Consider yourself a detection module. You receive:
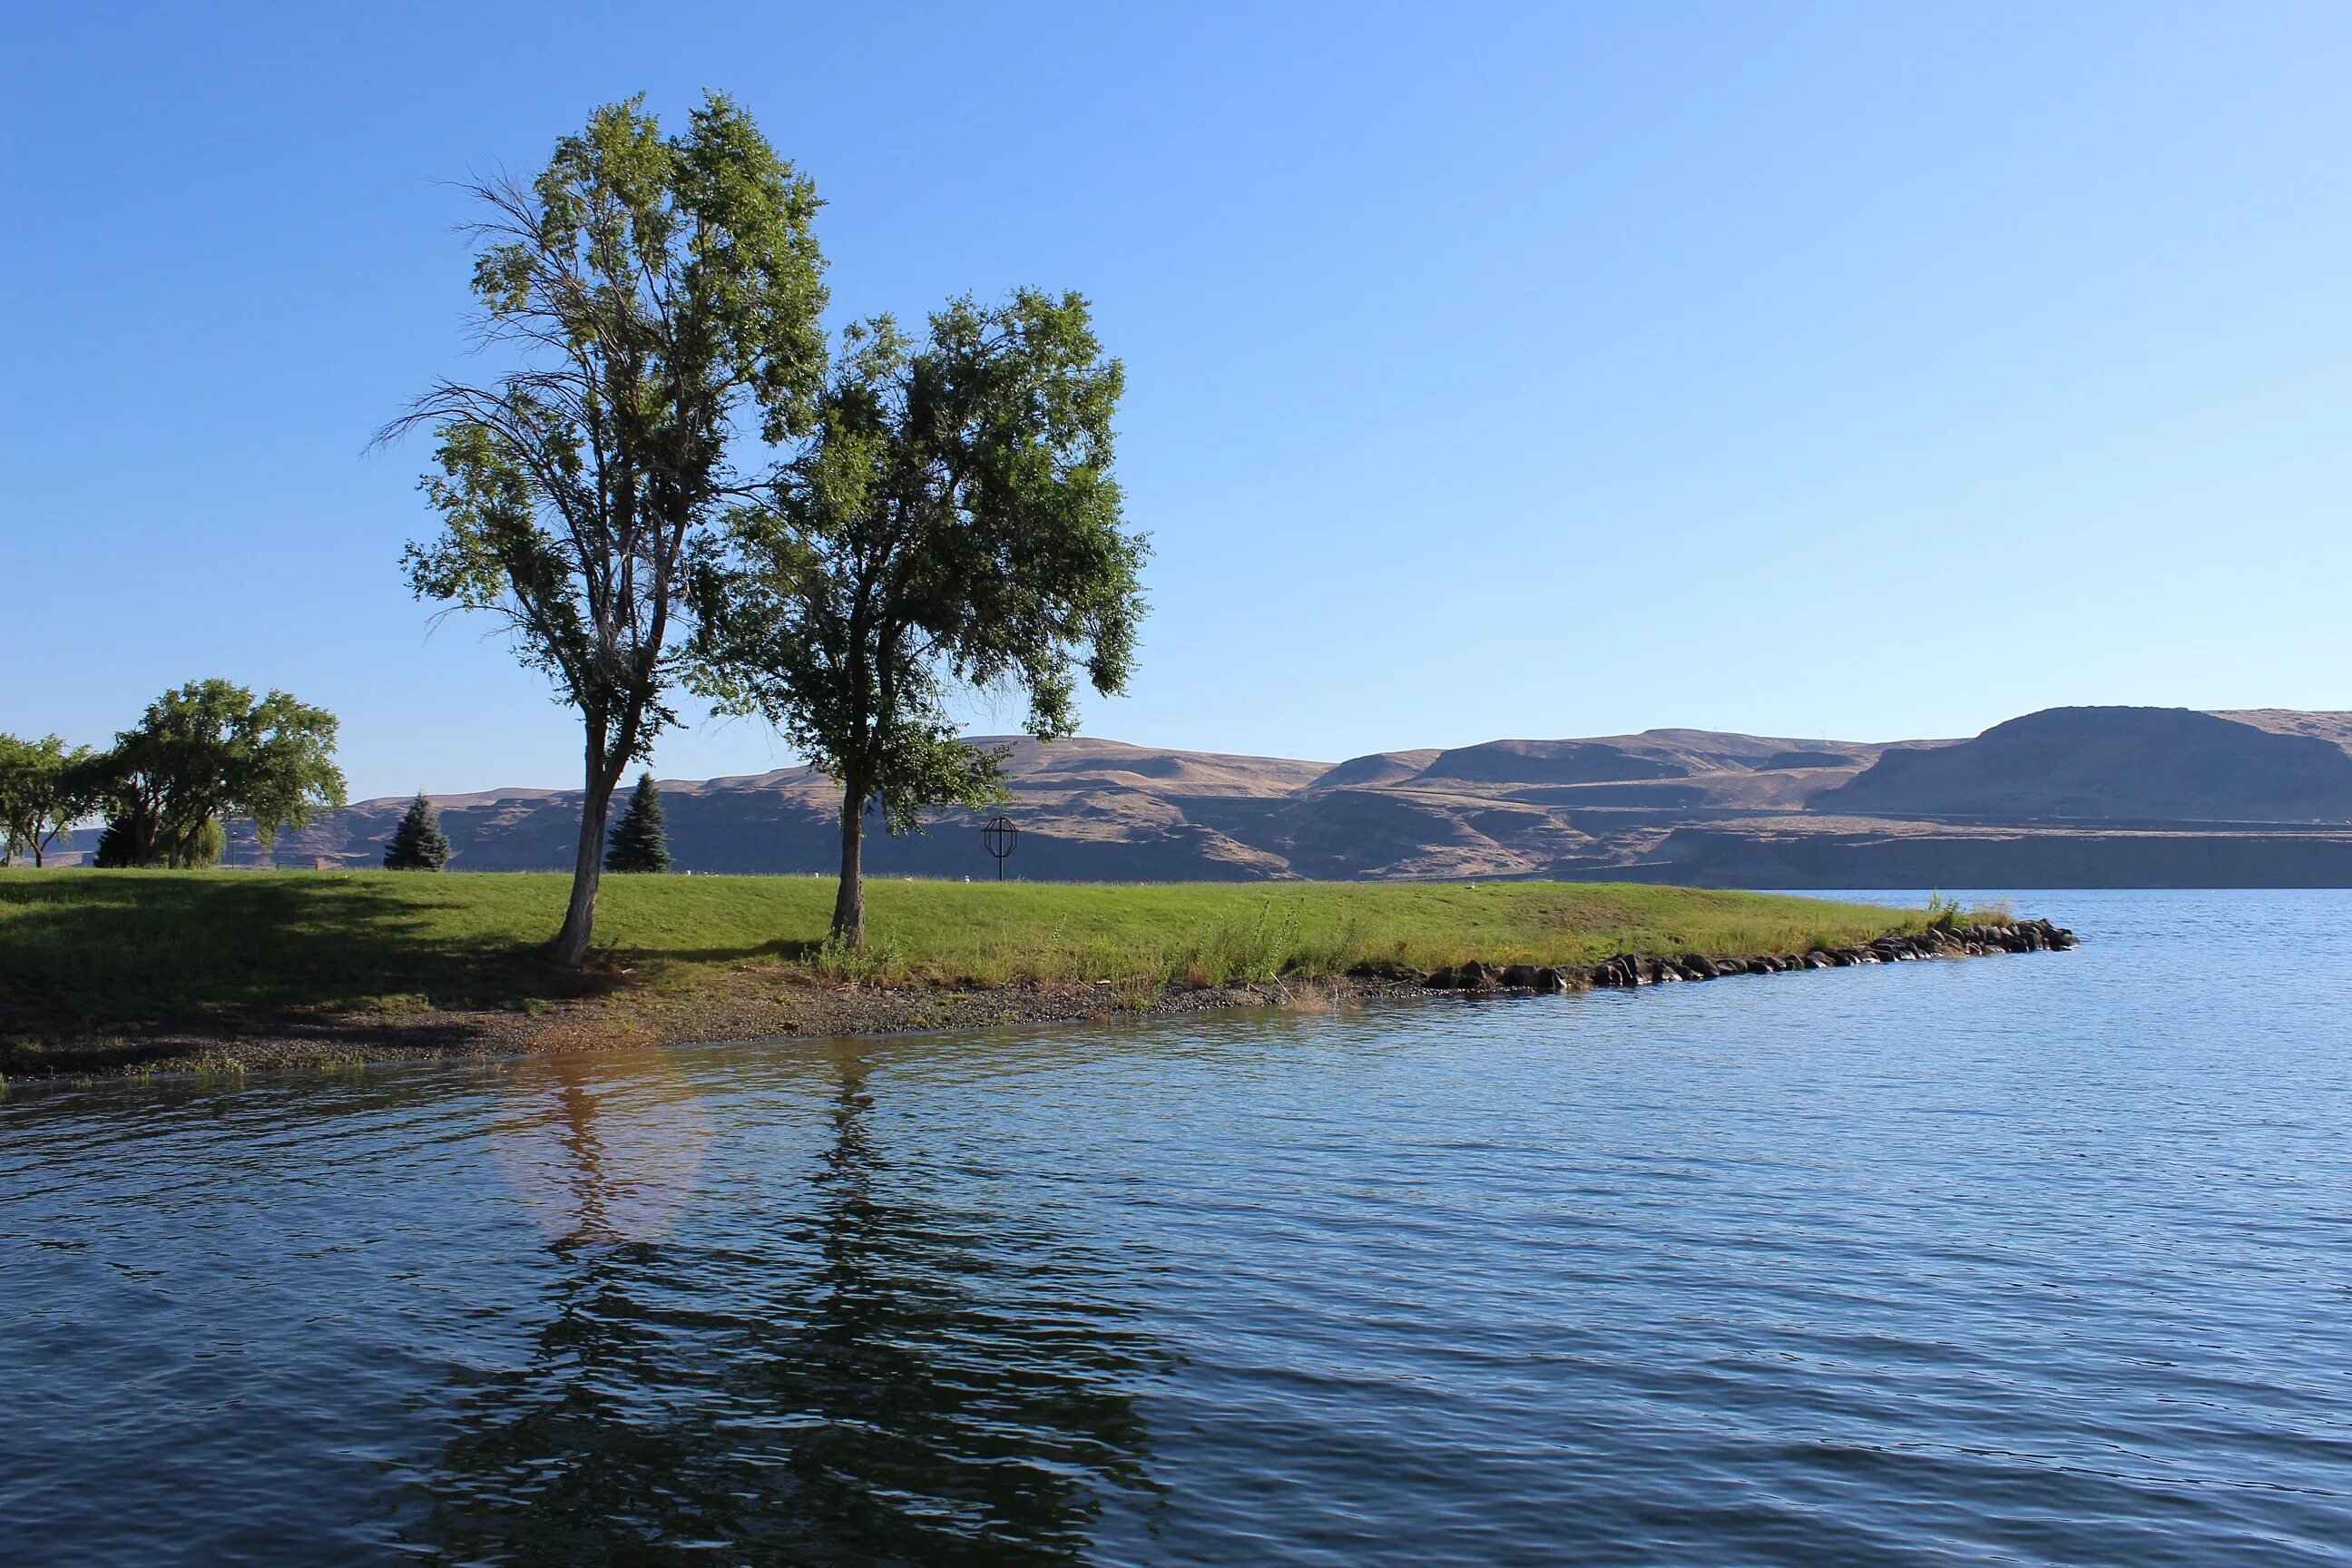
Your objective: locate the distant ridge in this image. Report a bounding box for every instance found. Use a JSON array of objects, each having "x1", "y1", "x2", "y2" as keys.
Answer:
[
  {"x1": 1820, "y1": 707, "x2": 2352, "y2": 823},
  {"x1": 166, "y1": 706, "x2": 2352, "y2": 887}
]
